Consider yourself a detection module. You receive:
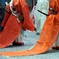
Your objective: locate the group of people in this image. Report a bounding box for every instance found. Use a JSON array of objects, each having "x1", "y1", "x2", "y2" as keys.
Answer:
[{"x1": 0, "y1": 0, "x2": 59, "y2": 49}]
